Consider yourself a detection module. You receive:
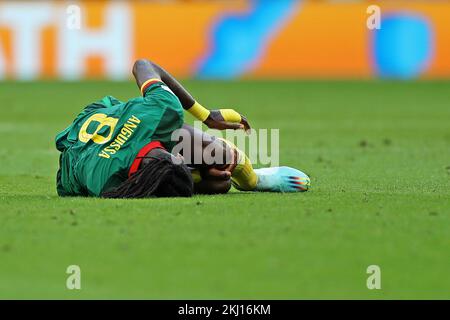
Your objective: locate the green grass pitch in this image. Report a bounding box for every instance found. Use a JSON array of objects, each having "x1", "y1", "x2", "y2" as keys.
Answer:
[{"x1": 0, "y1": 80, "x2": 449, "y2": 299}]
